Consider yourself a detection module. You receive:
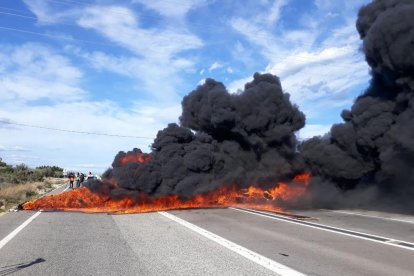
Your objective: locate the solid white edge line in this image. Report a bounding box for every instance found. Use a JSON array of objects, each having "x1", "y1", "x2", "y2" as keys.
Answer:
[
  {"x1": 230, "y1": 207, "x2": 414, "y2": 251},
  {"x1": 0, "y1": 211, "x2": 41, "y2": 250},
  {"x1": 39, "y1": 182, "x2": 68, "y2": 198},
  {"x1": 327, "y1": 209, "x2": 414, "y2": 224},
  {"x1": 0, "y1": 182, "x2": 68, "y2": 249},
  {"x1": 158, "y1": 211, "x2": 305, "y2": 276},
  {"x1": 62, "y1": 185, "x2": 69, "y2": 192}
]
